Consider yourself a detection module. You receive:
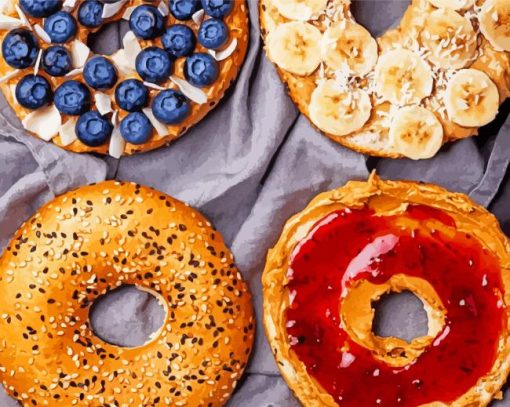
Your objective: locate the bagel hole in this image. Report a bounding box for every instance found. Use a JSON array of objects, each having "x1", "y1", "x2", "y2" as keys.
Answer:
[
  {"x1": 351, "y1": 0, "x2": 411, "y2": 37},
  {"x1": 89, "y1": 285, "x2": 167, "y2": 348},
  {"x1": 372, "y1": 291, "x2": 428, "y2": 343},
  {"x1": 87, "y1": 20, "x2": 126, "y2": 56}
]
